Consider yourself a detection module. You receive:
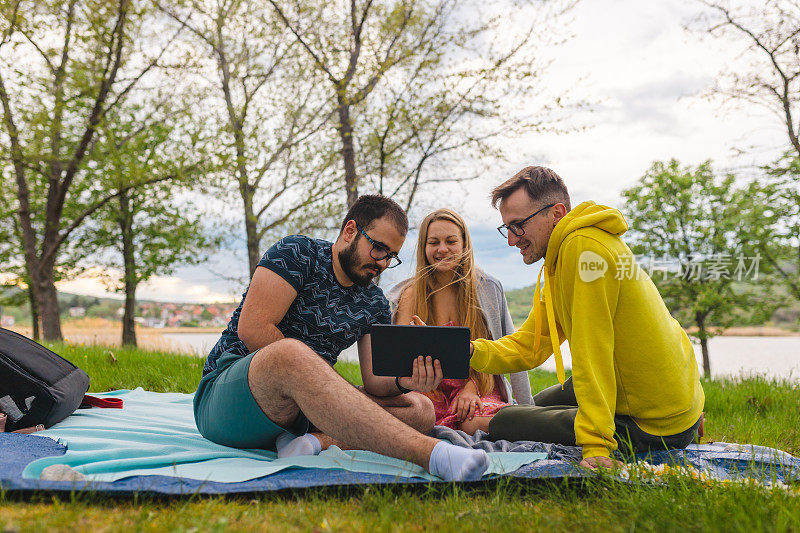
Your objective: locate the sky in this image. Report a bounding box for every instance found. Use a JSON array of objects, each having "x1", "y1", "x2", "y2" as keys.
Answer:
[{"x1": 55, "y1": 0, "x2": 787, "y2": 303}]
